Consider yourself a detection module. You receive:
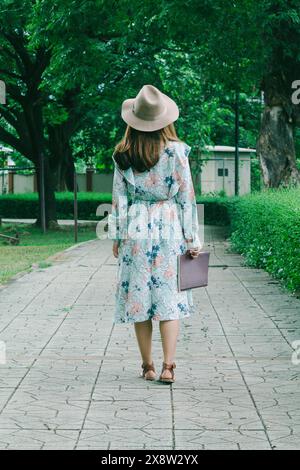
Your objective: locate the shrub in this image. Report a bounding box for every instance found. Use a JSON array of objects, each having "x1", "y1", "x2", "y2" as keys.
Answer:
[
  {"x1": 195, "y1": 195, "x2": 239, "y2": 225},
  {"x1": 227, "y1": 187, "x2": 300, "y2": 294},
  {"x1": 0, "y1": 192, "x2": 112, "y2": 221}
]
